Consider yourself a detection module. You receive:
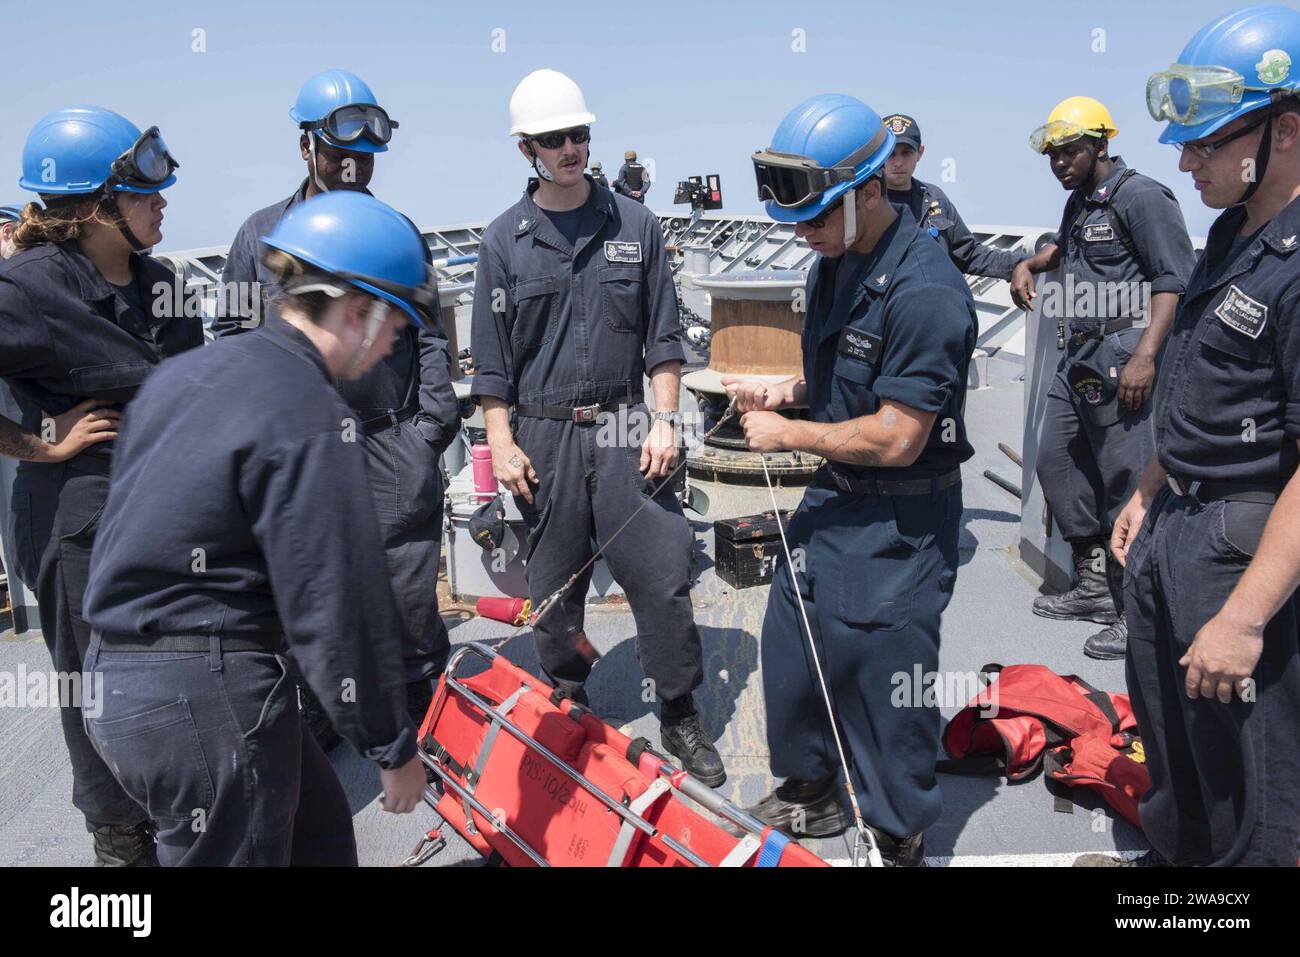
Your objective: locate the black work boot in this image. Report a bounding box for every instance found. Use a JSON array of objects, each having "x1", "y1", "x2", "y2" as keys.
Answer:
[
  {"x1": 90, "y1": 820, "x2": 159, "y2": 867},
  {"x1": 863, "y1": 824, "x2": 927, "y2": 867},
  {"x1": 739, "y1": 776, "x2": 850, "y2": 839},
  {"x1": 1084, "y1": 613, "x2": 1128, "y2": 659},
  {"x1": 660, "y1": 697, "x2": 726, "y2": 788},
  {"x1": 299, "y1": 679, "x2": 341, "y2": 752},
  {"x1": 1073, "y1": 848, "x2": 1170, "y2": 867},
  {"x1": 1032, "y1": 538, "x2": 1117, "y2": 624}
]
